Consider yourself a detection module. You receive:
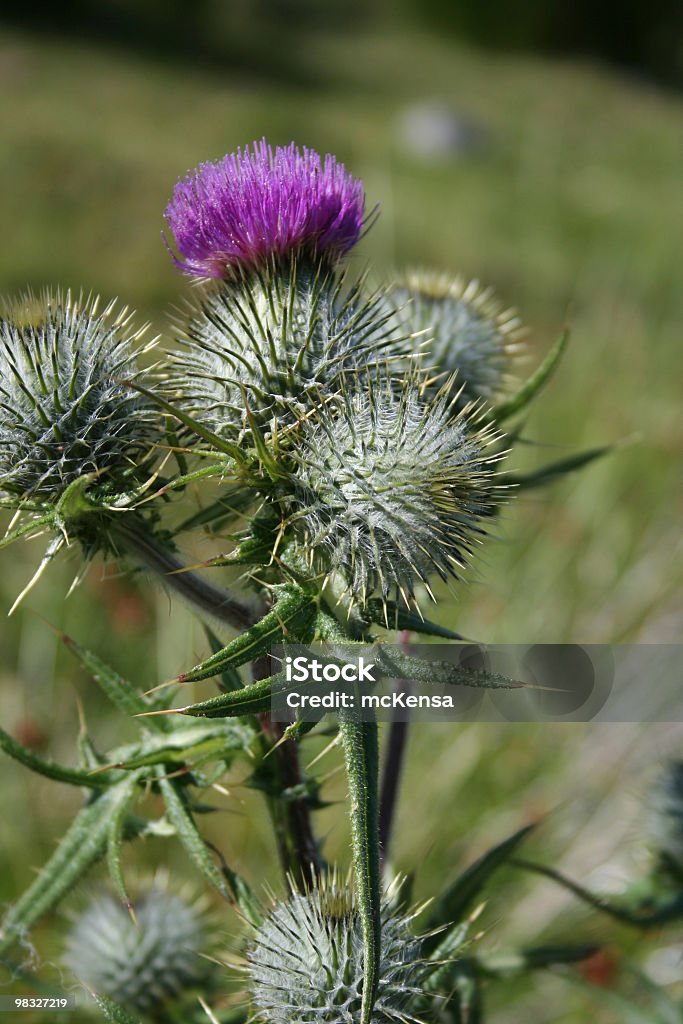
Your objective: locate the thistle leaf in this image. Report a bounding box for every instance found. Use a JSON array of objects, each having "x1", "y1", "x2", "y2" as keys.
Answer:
[
  {"x1": 0, "y1": 786, "x2": 144, "y2": 956},
  {"x1": 369, "y1": 644, "x2": 523, "y2": 690},
  {"x1": 425, "y1": 824, "x2": 535, "y2": 947},
  {"x1": 157, "y1": 671, "x2": 288, "y2": 719},
  {"x1": 173, "y1": 586, "x2": 317, "y2": 685},
  {"x1": 0, "y1": 513, "x2": 53, "y2": 550},
  {"x1": 58, "y1": 629, "x2": 171, "y2": 728},
  {"x1": 512, "y1": 858, "x2": 683, "y2": 927},
  {"x1": 90, "y1": 994, "x2": 144, "y2": 1024},
  {"x1": 156, "y1": 769, "x2": 240, "y2": 904},
  {"x1": 500, "y1": 444, "x2": 613, "y2": 490},
  {"x1": 0, "y1": 725, "x2": 111, "y2": 788},
  {"x1": 489, "y1": 330, "x2": 569, "y2": 423},
  {"x1": 106, "y1": 772, "x2": 143, "y2": 907}
]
